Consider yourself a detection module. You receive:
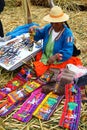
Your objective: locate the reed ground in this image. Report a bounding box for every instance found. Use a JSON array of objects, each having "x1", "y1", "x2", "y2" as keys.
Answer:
[{"x1": 0, "y1": 1, "x2": 87, "y2": 130}]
